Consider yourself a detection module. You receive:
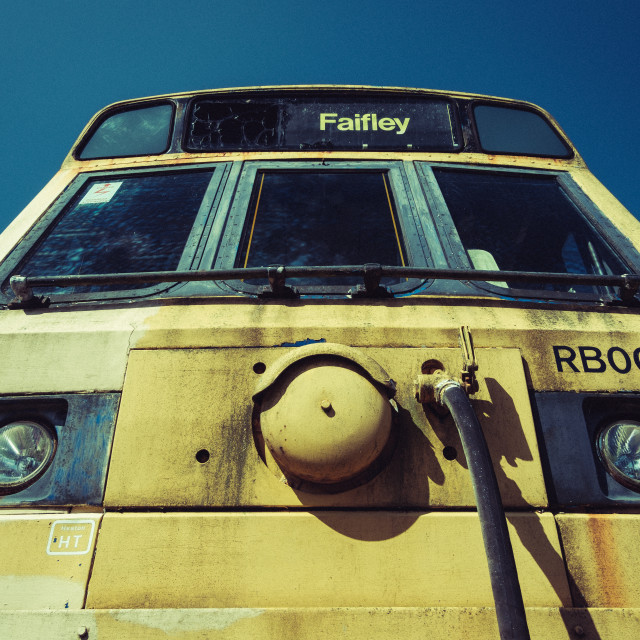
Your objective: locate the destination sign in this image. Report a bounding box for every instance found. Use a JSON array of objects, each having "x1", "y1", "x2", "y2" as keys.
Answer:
[{"x1": 187, "y1": 94, "x2": 461, "y2": 152}]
